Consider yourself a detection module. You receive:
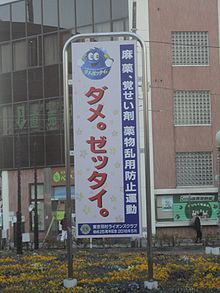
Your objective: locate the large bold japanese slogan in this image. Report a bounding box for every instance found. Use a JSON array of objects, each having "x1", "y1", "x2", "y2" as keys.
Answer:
[{"x1": 72, "y1": 41, "x2": 141, "y2": 237}]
